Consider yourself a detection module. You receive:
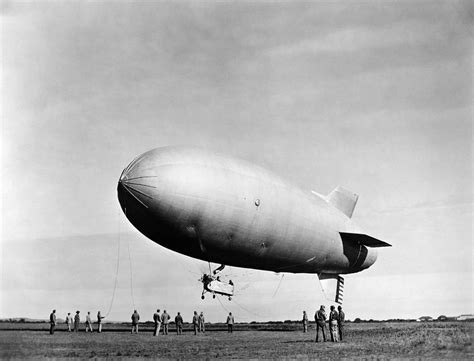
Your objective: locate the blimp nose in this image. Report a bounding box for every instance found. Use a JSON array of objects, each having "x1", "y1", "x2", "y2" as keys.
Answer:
[{"x1": 117, "y1": 154, "x2": 157, "y2": 211}]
